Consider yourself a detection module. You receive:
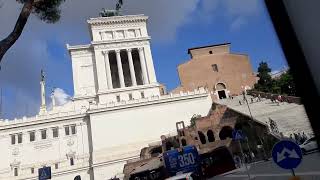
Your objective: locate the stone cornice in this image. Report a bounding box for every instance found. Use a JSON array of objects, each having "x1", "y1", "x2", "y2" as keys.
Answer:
[
  {"x1": 66, "y1": 44, "x2": 93, "y2": 57},
  {"x1": 92, "y1": 38, "x2": 150, "y2": 50},
  {"x1": 0, "y1": 113, "x2": 86, "y2": 131},
  {"x1": 67, "y1": 44, "x2": 91, "y2": 51},
  {"x1": 89, "y1": 90, "x2": 210, "y2": 114},
  {"x1": 87, "y1": 14, "x2": 147, "y2": 27},
  {"x1": 97, "y1": 83, "x2": 159, "y2": 95}
]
